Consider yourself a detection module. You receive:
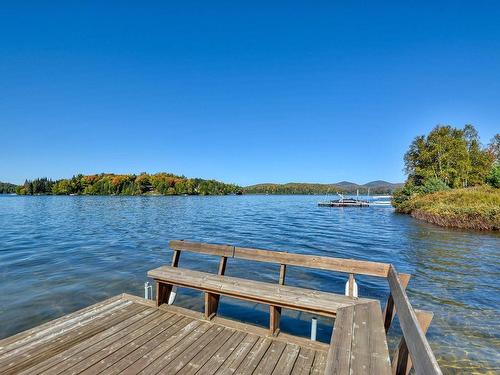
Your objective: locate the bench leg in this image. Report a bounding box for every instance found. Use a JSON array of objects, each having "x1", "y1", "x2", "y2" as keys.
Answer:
[
  {"x1": 205, "y1": 292, "x2": 219, "y2": 320},
  {"x1": 156, "y1": 281, "x2": 172, "y2": 307},
  {"x1": 270, "y1": 305, "x2": 281, "y2": 336}
]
